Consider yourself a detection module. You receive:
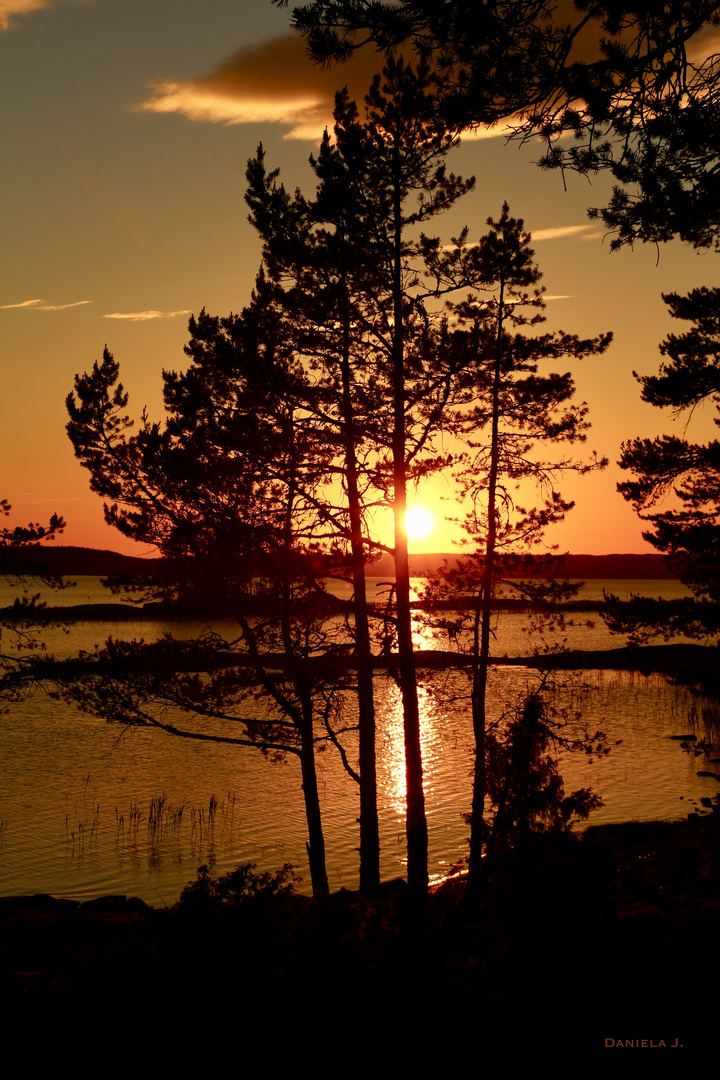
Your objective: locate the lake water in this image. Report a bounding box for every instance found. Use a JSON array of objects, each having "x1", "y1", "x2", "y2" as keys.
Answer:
[{"x1": 1, "y1": 576, "x2": 718, "y2": 904}]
